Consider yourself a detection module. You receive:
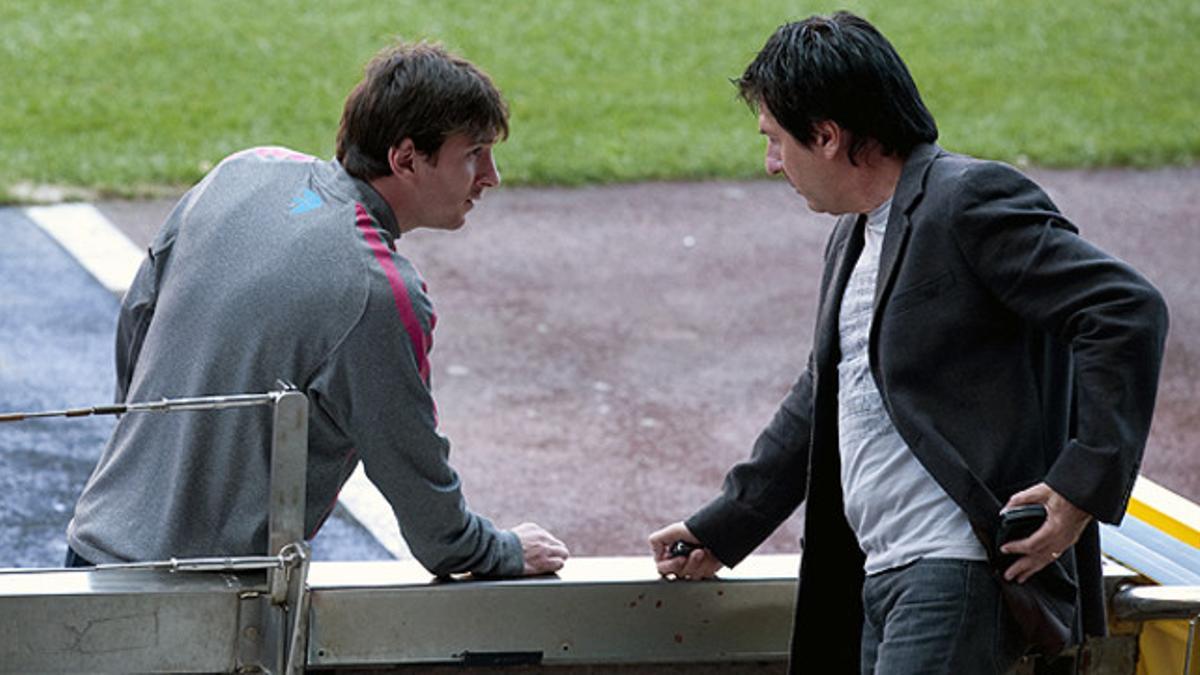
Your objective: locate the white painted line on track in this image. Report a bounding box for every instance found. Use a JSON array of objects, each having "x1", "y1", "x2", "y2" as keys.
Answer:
[
  {"x1": 24, "y1": 202, "x2": 408, "y2": 560},
  {"x1": 25, "y1": 203, "x2": 144, "y2": 295}
]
